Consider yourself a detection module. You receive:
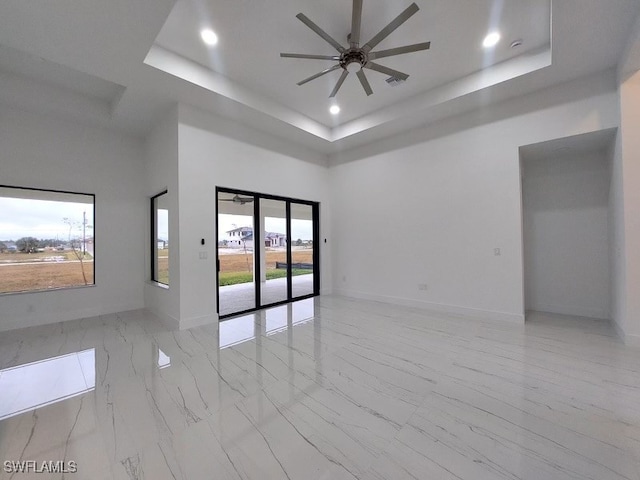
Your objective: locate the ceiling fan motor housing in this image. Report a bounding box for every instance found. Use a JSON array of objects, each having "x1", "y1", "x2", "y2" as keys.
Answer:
[
  {"x1": 281, "y1": 2, "x2": 430, "y2": 97},
  {"x1": 340, "y1": 48, "x2": 367, "y2": 72}
]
